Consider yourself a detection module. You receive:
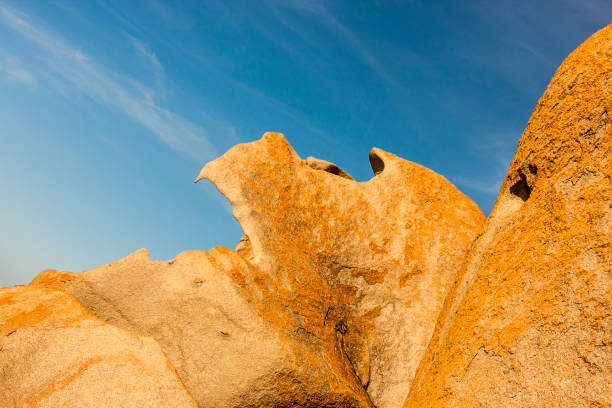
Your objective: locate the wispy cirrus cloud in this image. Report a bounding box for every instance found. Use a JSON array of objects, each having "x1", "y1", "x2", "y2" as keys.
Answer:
[
  {"x1": 454, "y1": 175, "x2": 504, "y2": 195},
  {"x1": 127, "y1": 34, "x2": 165, "y2": 86},
  {"x1": 0, "y1": 3, "x2": 218, "y2": 162},
  {"x1": 455, "y1": 132, "x2": 517, "y2": 196},
  {"x1": 270, "y1": 0, "x2": 400, "y2": 88},
  {"x1": 0, "y1": 54, "x2": 36, "y2": 87}
]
